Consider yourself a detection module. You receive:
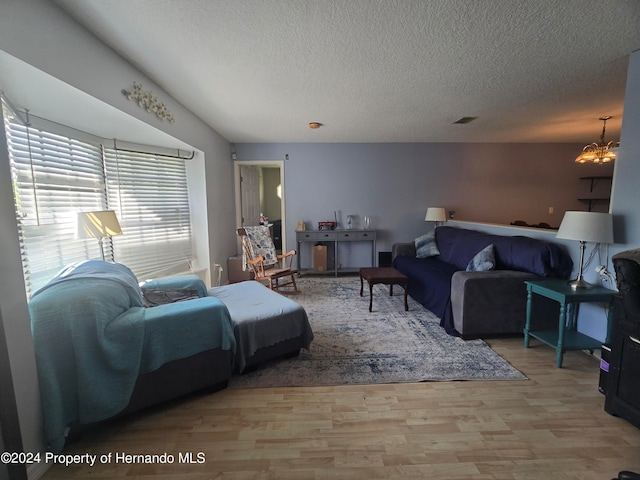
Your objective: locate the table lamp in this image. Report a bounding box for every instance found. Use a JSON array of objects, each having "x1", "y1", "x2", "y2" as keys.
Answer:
[
  {"x1": 425, "y1": 207, "x2": 447, "y2": 226},
  {"x1": 77, "y1": 210, "x2": 123, "y2": 261},
  {"x1": 556, "y1": 211, "x2": 613, "y2": 289}
]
